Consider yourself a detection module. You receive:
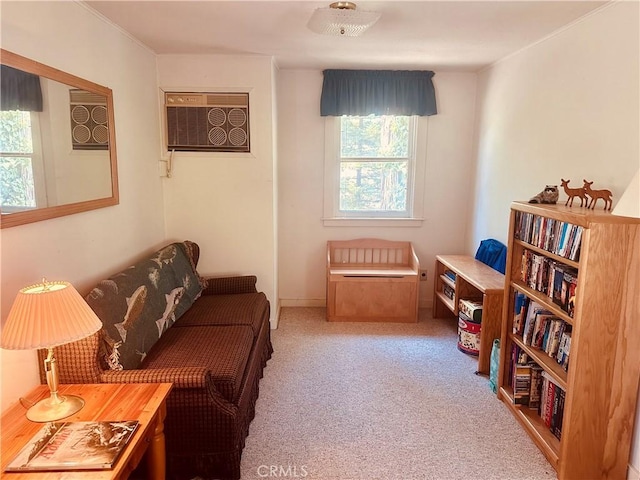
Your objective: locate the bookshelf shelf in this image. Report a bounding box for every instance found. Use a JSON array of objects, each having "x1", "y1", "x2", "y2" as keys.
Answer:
[
  {"x1": 439, "y1": 274, "x2": 456, "y2": 290},
  {"x1": 511, "y1": 334, "x2": 568, "y2": 389},
  {"x1": 513, "y1": 239, "x2": 580, "y2": 270},
  {"x1": 500, "y1": 386, "x2": 561, "y2": 467},
  {"x1": 510, "y1": 281, "x2": 574, "y2": 326},
  {"x1": 498, "y1": 202, "x2": 640, "y2": 480},
  {"x1": 435, "y1": 291, "x2": 455, "y2": 312}
]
